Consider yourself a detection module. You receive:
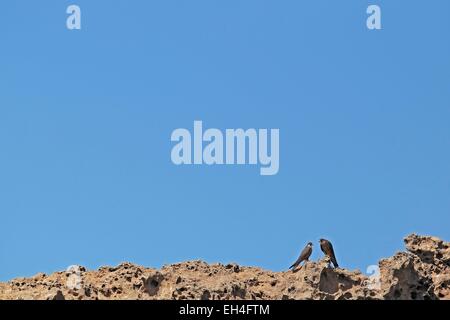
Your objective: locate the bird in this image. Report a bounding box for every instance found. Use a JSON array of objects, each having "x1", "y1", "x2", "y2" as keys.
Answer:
[
  {"x1": 319, "y1": 239, "x2": 339, "y2": 268},
  {"x1": 289, "y1": 242, "x2": 313, "y2": 270}
]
